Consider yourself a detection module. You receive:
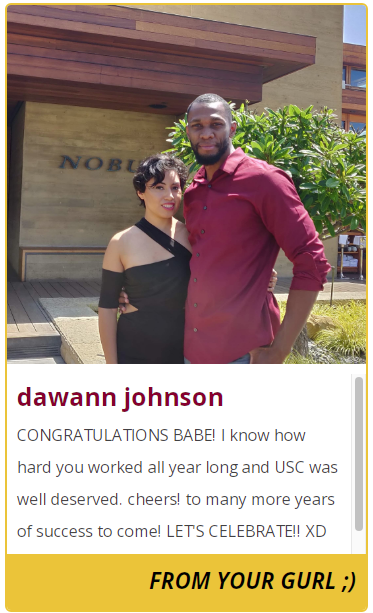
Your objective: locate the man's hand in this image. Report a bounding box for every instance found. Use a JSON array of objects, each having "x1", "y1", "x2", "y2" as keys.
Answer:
[
  {"x1": 250, "y1": 289, "x2": 319, "y2": 364},
  {"x1": 118, "y1": 288, "x2": 129, "y2": 314},
  {"x1": 249, "y1": 346, "x2": 286, "y2": 364},
  {"x1": 268, "y1": 269, "x2": 278, "y2": 293}
]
